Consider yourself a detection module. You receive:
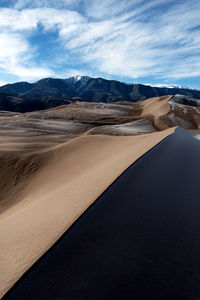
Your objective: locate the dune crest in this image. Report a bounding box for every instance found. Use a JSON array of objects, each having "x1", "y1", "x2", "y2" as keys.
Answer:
[{"x1": 0, "y1": 128, "x2": 175, "y2": 297}]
